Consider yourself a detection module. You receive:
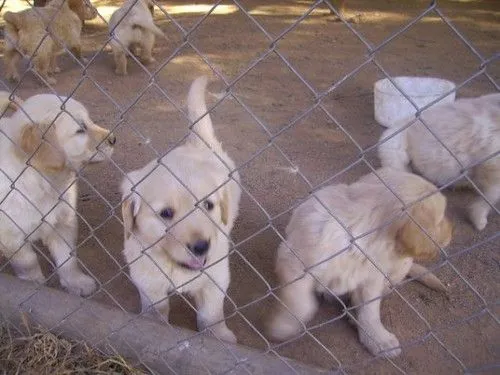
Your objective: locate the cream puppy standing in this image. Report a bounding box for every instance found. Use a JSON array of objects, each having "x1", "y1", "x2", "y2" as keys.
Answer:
[
  {"x1": 378, "y1": 93, "x2": 500, "y2": 230},
  {"x1": 108, "y1": 0, "x2": 165, "y2": 75},
  {"x1": 268, "y1": 168, "x2": 452, "y2": 357},
  {"x1": 0, "y1": 93, "x2": 116, "y2": 296},
  {"x1": 121, "y1": 76, "x2": 241, "y2": 342}
]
